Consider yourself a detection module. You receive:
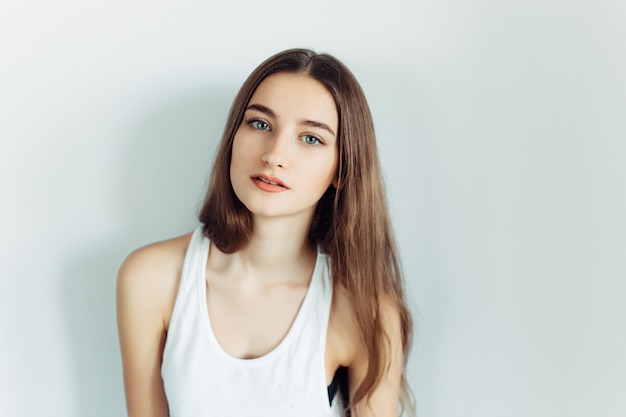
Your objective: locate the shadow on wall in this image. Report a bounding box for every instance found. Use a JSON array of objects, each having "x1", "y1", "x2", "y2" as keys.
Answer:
[{"x1": 60, "y1": 84, "x2": 235, "y2": 417}]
